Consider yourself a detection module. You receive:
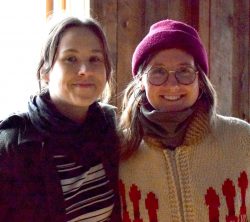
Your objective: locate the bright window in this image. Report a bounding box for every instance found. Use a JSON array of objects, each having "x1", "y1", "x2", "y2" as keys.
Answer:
[{"x1": 0, "y1": 0, "x2": 90, "y2": 119}]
